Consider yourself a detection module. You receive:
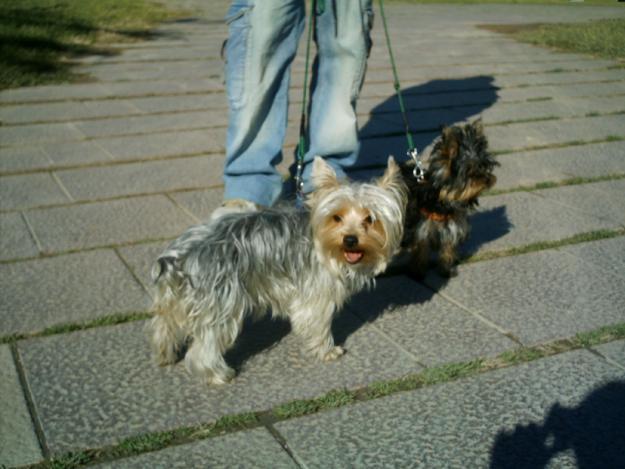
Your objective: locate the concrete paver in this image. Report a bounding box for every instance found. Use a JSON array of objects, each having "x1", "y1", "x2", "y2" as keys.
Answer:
[
  {"x1": 275, "y1": 349, "x2": 625, "y2": 468},
  {"x1": 347, "y1": 276, "x2": 515, "y2": 366},
  {"x1": 538, "y1": 179, "x2": 625, "y2": 226},
  {"x1": 18, "y1": 314, "x2": 420, "y2": 454},
  {"x1": 96, "y1": 428, "x2": 296, "y2": 469},
  {"x1": 426, "y1": 240, "x2": 625, "y2": 345},
  {"x1": 24, "y1": 196, "x2": 193, "y2": 254},
  {"x1": 0, "y1": 173, "x2": 70, "y2": 210},
  {"x1": 56, "y1": 155, "x2": 223, "y2": 202},
  {"x1": 0, "y1": 212, "x2": 39, "y2": 261},
  {"x1": 594, "y1": 340, "x2": 625, "y2": 369},
  {"x1": 465, "y1": 190, "x2": 617, "y2": 256},
  {"x1": 0, "y1": 345, "x2": 43, "y2": 467},
  {"x1": 494, "y1": 141, "x2": 625, "y2": 191},
  {"x1": 0, "y1": 147, "x2": 52, "y2": 174},
  {"x1": 0, "y1": 250, "x2": 148, "y2": 336}
]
